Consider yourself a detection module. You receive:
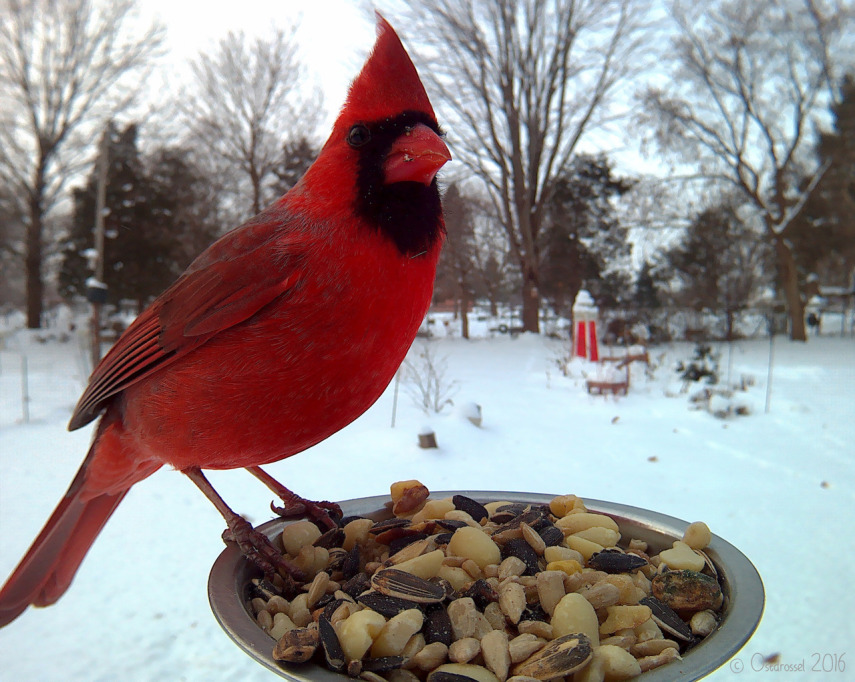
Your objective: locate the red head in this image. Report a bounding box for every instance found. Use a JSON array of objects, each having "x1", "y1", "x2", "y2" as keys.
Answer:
[
  {"x1": 302, "y1": 14, "x2": 449, "y2": 256},
  {"x1": 341, "y1": 13, "x2": 437, "y2": 128}
]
